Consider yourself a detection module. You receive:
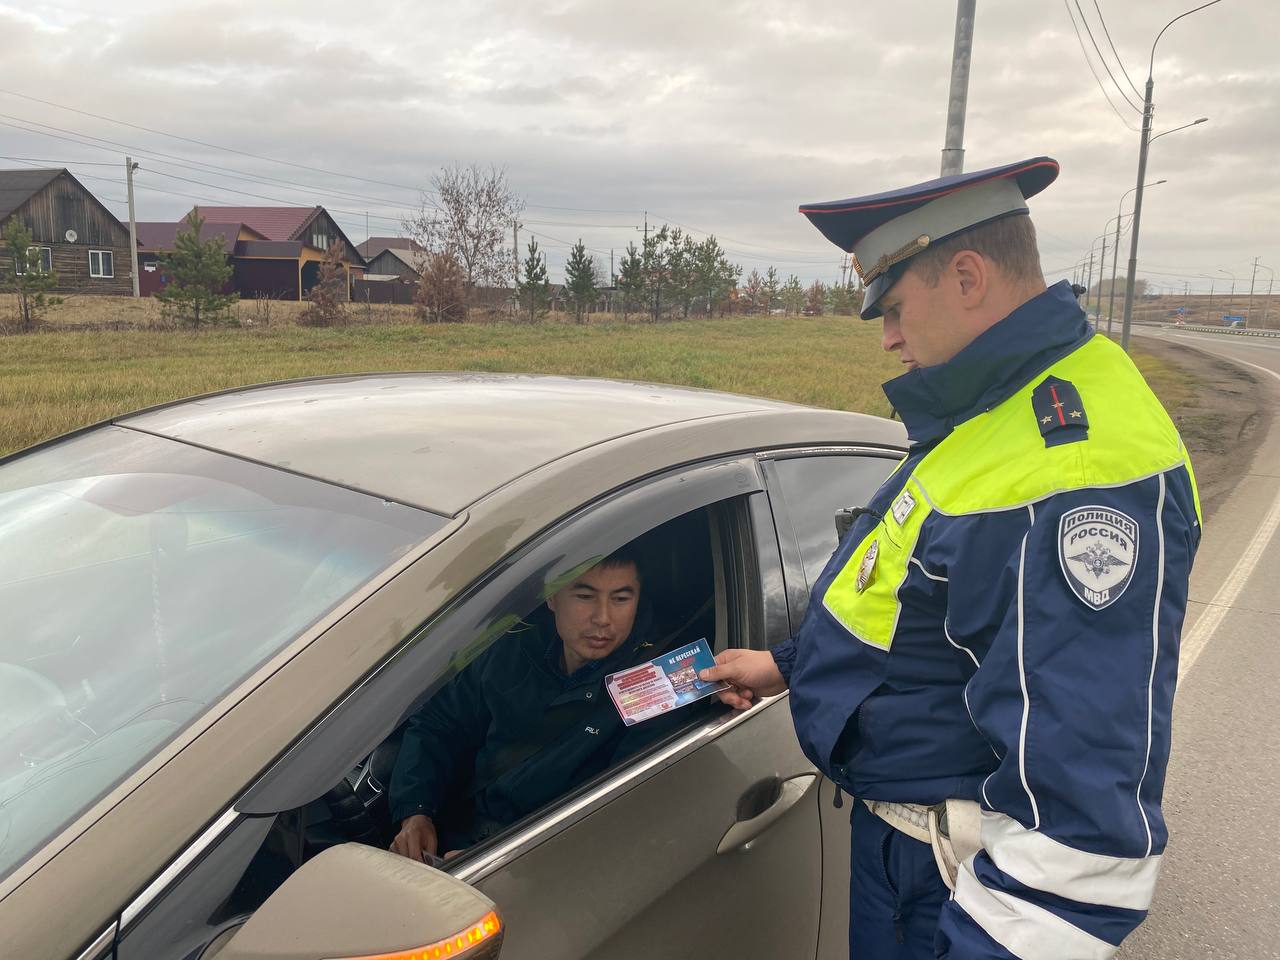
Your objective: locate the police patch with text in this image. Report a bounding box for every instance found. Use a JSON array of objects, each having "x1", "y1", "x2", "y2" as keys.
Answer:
[{"x1": 1058, "y1": 506, "x2": 1139, "y2": 610}]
